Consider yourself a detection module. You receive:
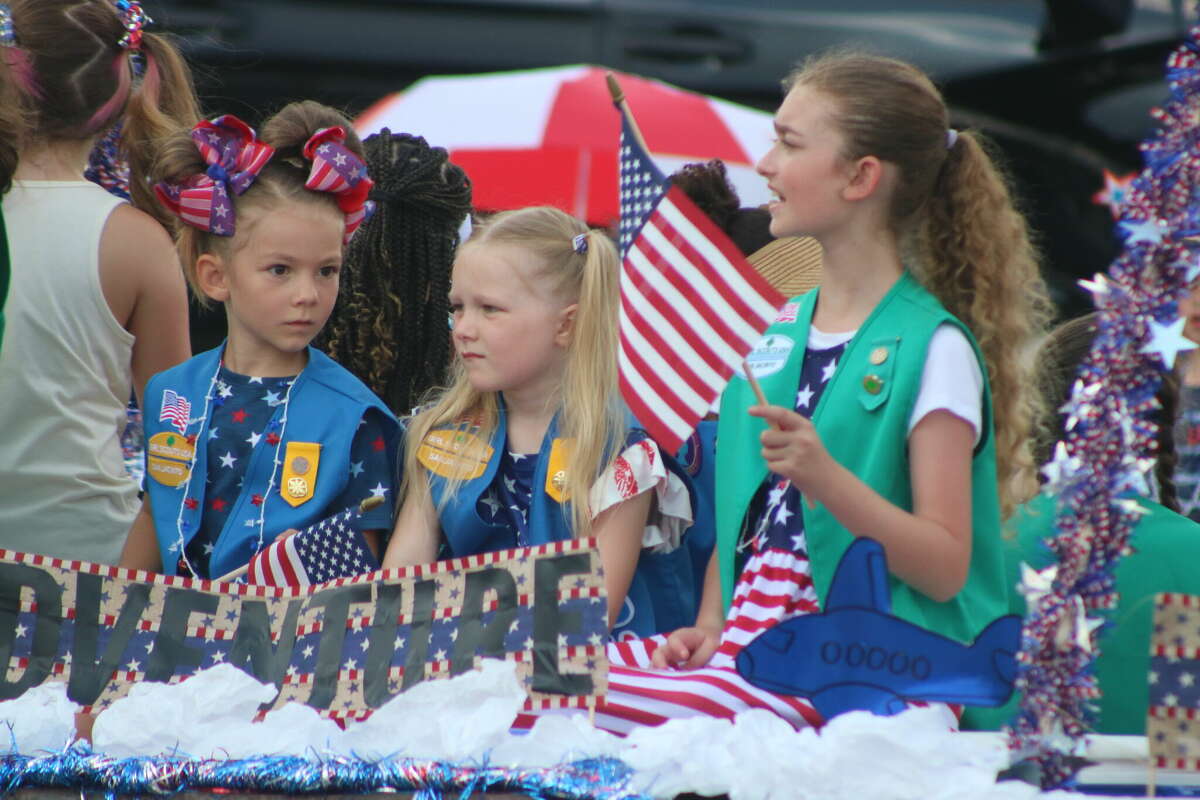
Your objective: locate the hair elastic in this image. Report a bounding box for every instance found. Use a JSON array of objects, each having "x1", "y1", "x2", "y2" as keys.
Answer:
[
  {"x1": 946, "y1": 128, "x2": 959, "y2": 150},
  {"x1": 114, "y1": 0, "x2": 150, "y2": 51},
  {"x1": 572, "y1": 232, "x2": 588, "y2": 254}
]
